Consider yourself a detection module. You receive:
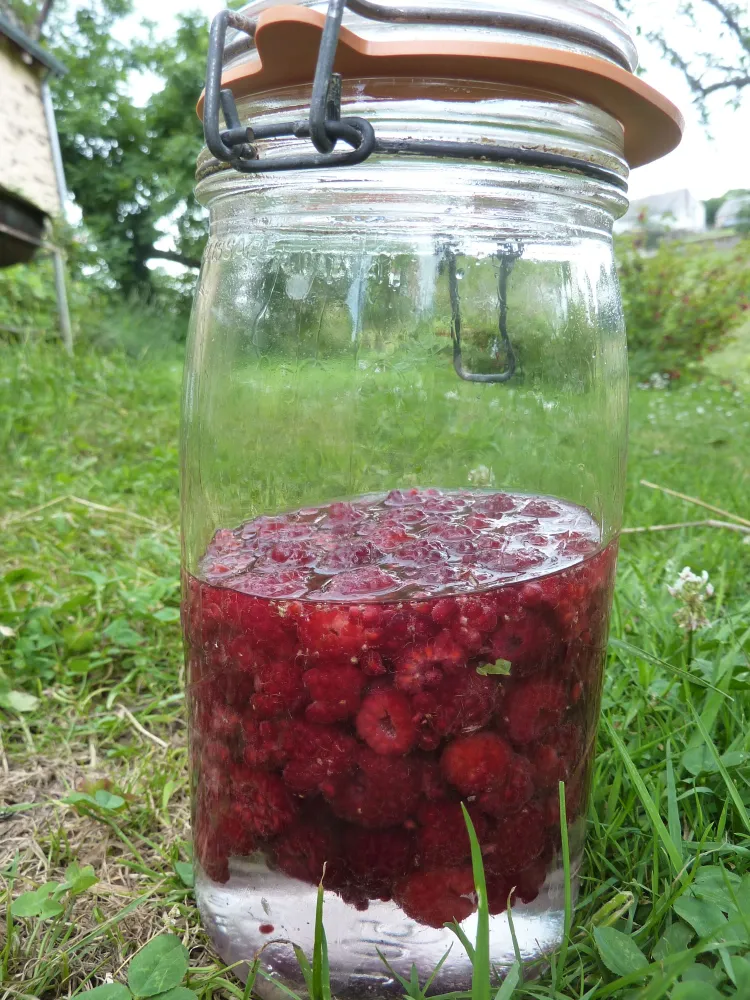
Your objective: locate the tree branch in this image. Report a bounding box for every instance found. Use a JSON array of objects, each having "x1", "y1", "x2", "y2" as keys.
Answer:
[
  {"x1": 31, "y1": 0, "x2": 56, "y2": 41},
  {"x1": 703, "y1": 0, "x2": 749, "y2": 51},
  {"x1": 701, "y1": 74, "x2": 750, "y2": 95},
  {"x1": 148, "y1": 248, "x2": 201, "y2": 269}
]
